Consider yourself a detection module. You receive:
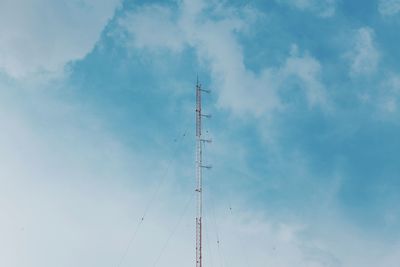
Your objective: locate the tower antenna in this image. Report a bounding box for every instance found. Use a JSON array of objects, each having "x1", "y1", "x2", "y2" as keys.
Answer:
[{"x1": 195, "y1": 78, "x2": 211, "y2": 267}]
